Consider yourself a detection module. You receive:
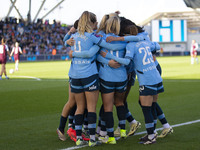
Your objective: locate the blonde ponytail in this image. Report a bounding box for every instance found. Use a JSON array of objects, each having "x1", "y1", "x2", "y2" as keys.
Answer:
[{"x1": 78, "y1": 11, "x2": 94, "y2": 35}]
